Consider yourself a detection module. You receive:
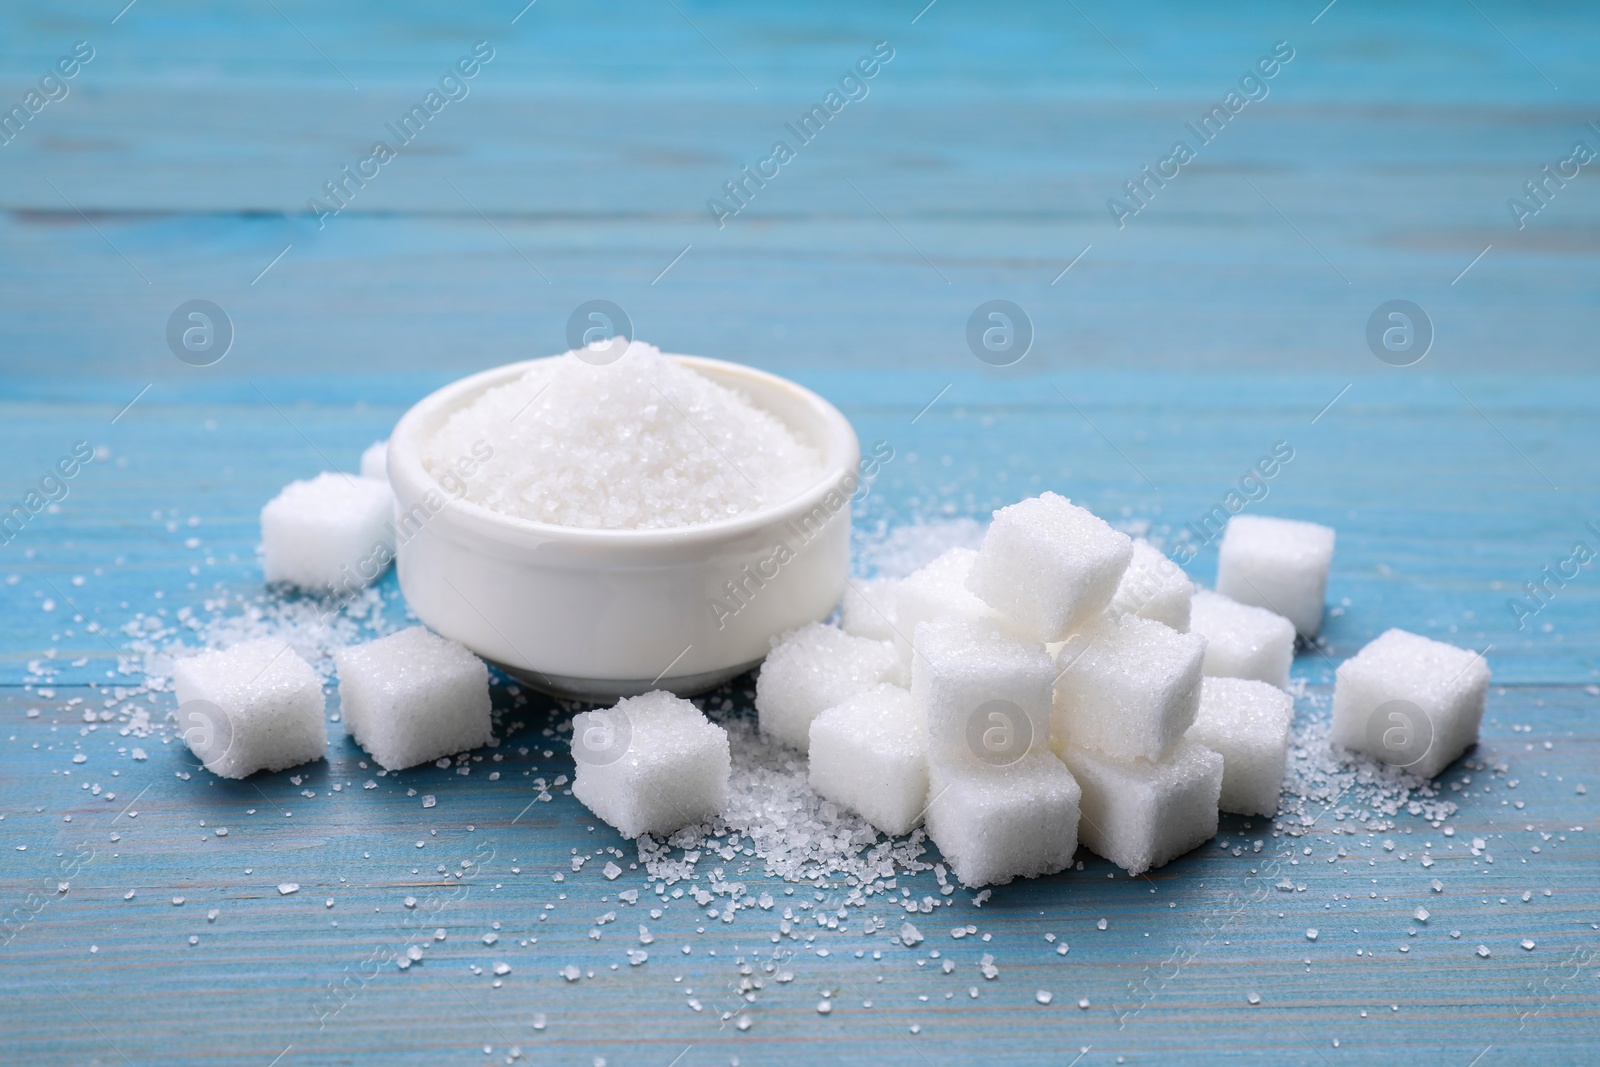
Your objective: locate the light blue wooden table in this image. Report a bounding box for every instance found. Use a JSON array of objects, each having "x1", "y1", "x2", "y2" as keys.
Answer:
[{"x1": 2, "y1": 2, "x2": 1597, "y2": 1064}]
